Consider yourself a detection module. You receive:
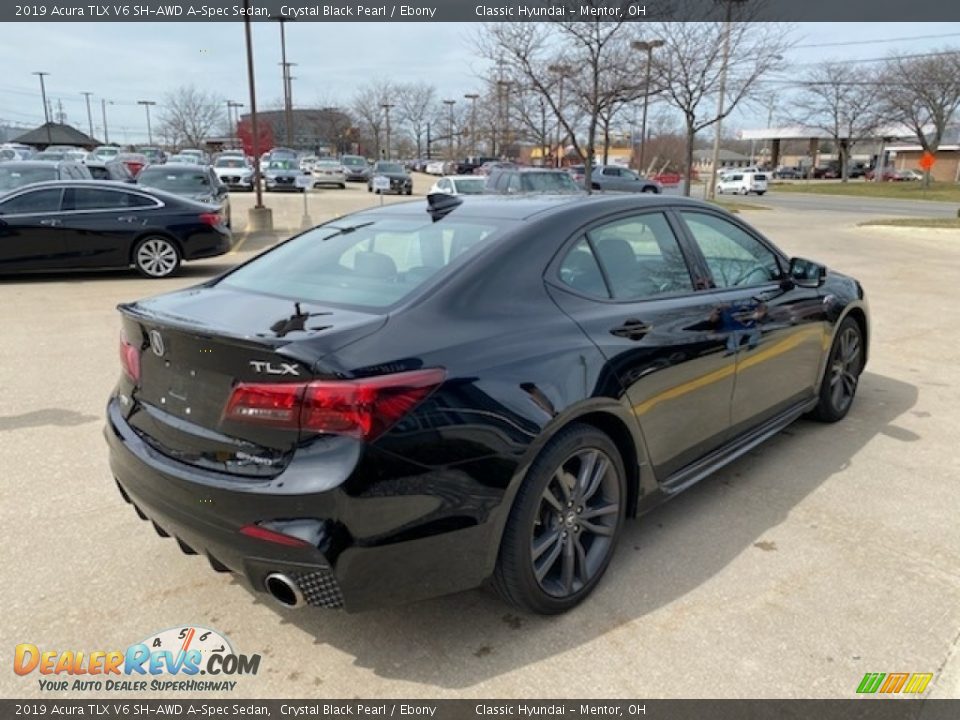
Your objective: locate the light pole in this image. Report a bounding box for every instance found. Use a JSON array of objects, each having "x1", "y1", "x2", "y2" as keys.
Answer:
[
  {"x1": 464, "y1": 93, "x2": 479, "y2": 156},
  {"x1": 273, "y1": 15, "x2": 294, "y2": 147},
  {"x1": 244, "y1": 0, "x2": 272, "y2": 230},
  {"x1": 380, "y1": 103, "x2": 394, "y2": 160},
  {"x1": 80, "y1": 91, "x2": 95, "y2": 139},
  {"x1": 443, "y1": 99, "x2": 456, "y2": 160},
  {"x1": 32, "y1": 72, "x2": 52, "y2": 144},
  {"x1": 707, "y1": 0, "x2": 747, "y2": 200},
  {"x1": 138, "y1": 100, "x2": 156, "y2": 145},
  {"x1": 101, "y1": 99, "x2": 113, "y2": 144},
  {"x1": 631, "y1": 39, "x2": 664, "y2": 174},
  {"x1": 547, "y1": 64, "x2": 571, "y2": 167}
]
